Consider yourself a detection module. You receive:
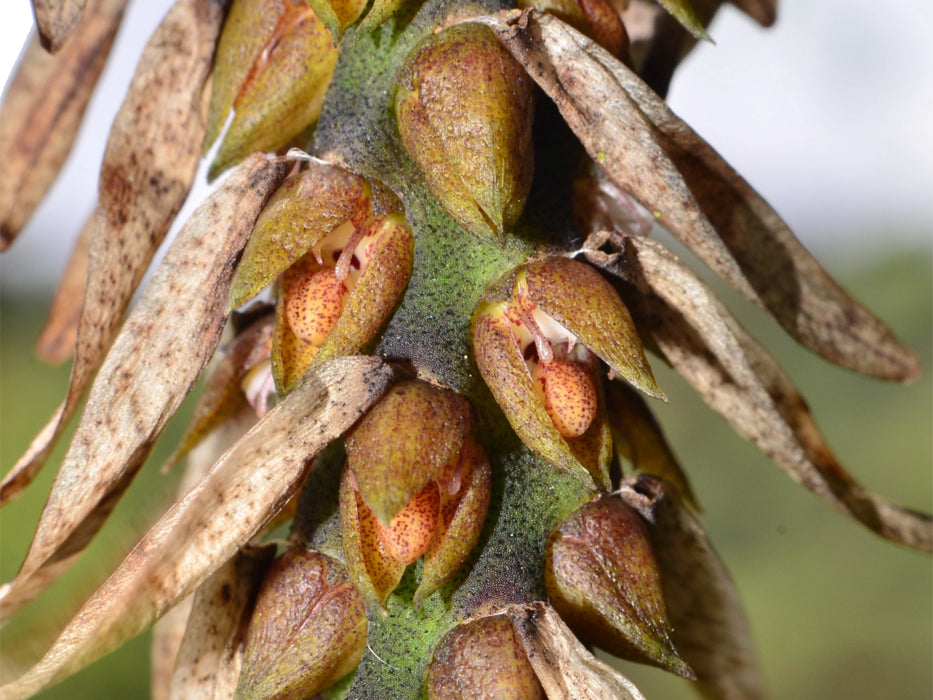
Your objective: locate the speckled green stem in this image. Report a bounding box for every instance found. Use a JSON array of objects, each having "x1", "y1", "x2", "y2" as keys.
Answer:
[{"x1": 300, "y1": 0, "x2": 597, "y2": 696}]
